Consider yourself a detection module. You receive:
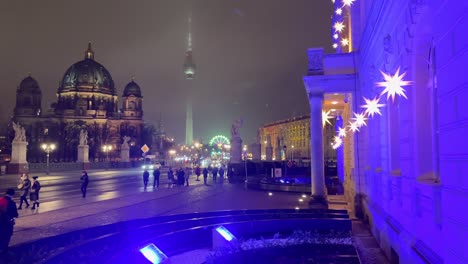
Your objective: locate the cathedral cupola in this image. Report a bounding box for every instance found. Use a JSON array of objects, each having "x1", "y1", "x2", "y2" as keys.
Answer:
[
  {"x1": 14, "y1": 74, "x2": 42, "y2": 116},
  {"x1": 121, "y1": 77, "x2": 143, "y2": 120}
]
